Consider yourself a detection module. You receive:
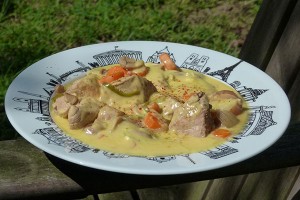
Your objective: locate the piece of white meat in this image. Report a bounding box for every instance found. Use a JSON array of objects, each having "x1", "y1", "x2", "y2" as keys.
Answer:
[{"x1": 168, "y1": 92, "x2": 214, "y2": 137}]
